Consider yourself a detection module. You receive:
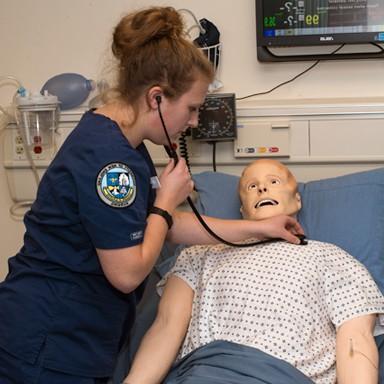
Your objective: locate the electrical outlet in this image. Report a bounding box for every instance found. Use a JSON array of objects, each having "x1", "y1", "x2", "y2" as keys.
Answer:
[
  {"x1": 15, "y1": 135, "x2": 23, "y2": 144},
  {"x1": 13, "y1": 132, "x2": 25, "y2": 160},
  {"x1": 12, "y1": 130, "x2": 46, "y2": 161}
]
